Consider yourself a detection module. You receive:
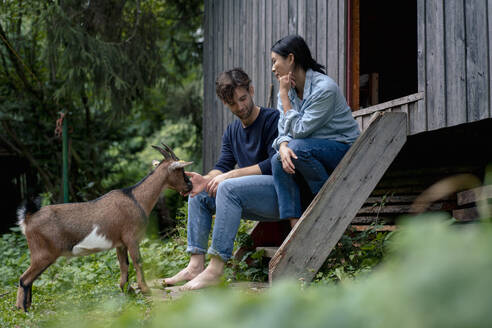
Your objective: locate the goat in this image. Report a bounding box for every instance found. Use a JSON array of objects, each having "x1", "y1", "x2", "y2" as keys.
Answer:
[{"x1": 15, "y1": 143, "x2": 192, "y2": 312}]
